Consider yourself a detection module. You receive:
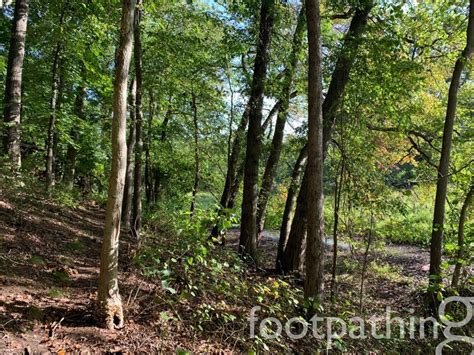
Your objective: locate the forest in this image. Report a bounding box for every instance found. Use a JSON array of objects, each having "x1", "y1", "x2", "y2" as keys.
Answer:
[{"x1": 0, "y1": 0, "x2": 472, "y2": 353}]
